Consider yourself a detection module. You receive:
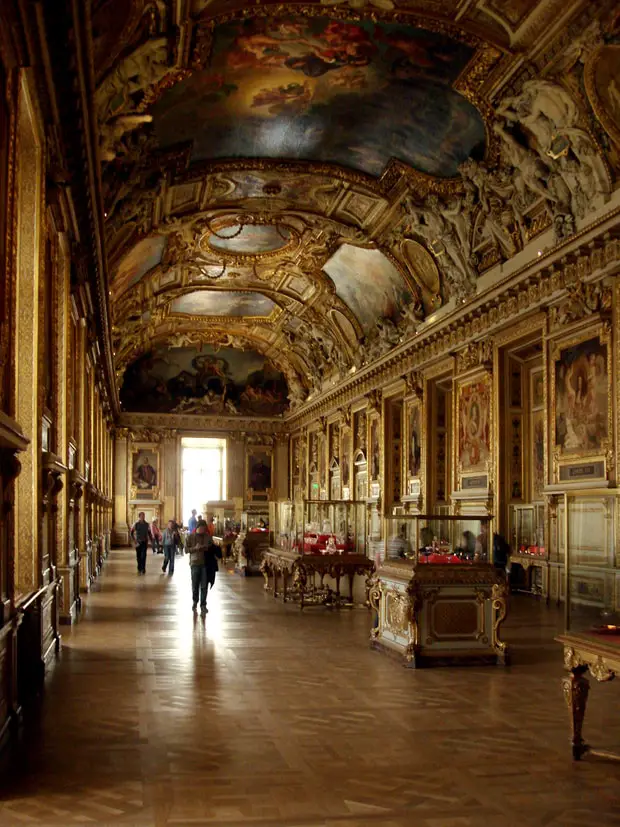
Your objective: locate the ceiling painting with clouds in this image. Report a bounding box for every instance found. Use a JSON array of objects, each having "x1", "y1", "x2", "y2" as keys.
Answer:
[{"x1": 151, "y1": 16, "x2": 485, "y2": 178}]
